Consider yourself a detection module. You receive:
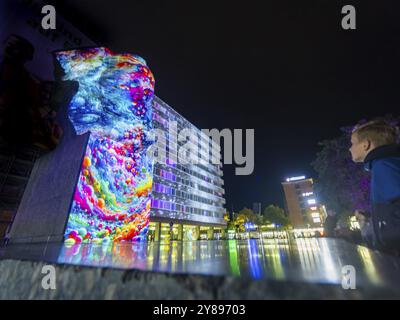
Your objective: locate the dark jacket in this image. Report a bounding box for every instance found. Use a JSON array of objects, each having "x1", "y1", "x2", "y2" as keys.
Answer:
[{"x1": 364, "y1": 144, "x2": 400, "y2": 252}]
